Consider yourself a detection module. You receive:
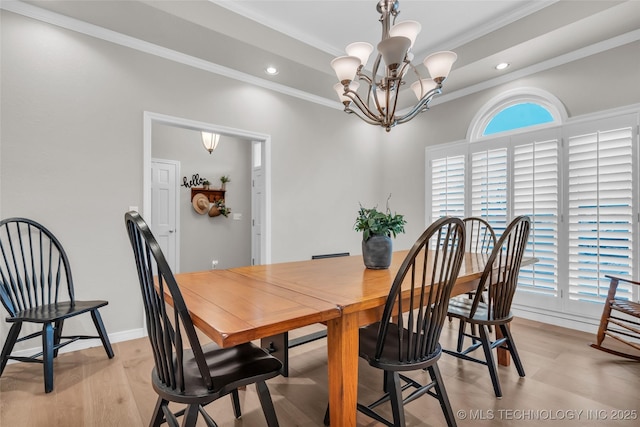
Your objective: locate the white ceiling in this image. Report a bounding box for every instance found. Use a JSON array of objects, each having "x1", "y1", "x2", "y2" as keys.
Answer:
[{"x1": 13, "y1": 0, "x2": 640, "y2": 106}]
